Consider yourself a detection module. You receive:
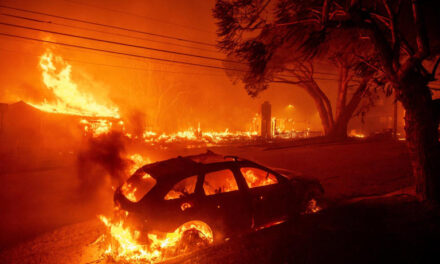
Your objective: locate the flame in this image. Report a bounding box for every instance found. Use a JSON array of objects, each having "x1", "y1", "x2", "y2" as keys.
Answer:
[
  {"x1": 129, "y1": 154, "x2": 152, "y2": 175},
  {"x1": 349, "y1": 129, "x2": 366, "y2": 138},
  {"x1": 80, "y1": 118, "x2": 114, "y2": 137},
  {"x1": 304, "y1": 199, "x2": 322, "y2": 214},
  {"x1": 241, "y1": 168, "x2": 277, "y2": 188},
  {"x1": 98, "y1": 214, "x2": 213, "y2": 263},
  {"x1": 120, "y1": 154, "x2": 153, "y2": 202},
  {"x1": 30, "y1": 50, "x2": 119, "y2": 118},
  {"x1": 141, "y1": 128, "x2": 258, "y2": 145}
]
